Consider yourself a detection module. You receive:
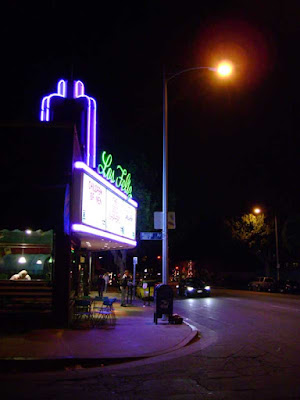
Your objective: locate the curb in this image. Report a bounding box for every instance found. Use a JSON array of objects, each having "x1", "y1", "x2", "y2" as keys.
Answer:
[{"x1": 0, "y1": 321, "x2": 199, "y2": 373}]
